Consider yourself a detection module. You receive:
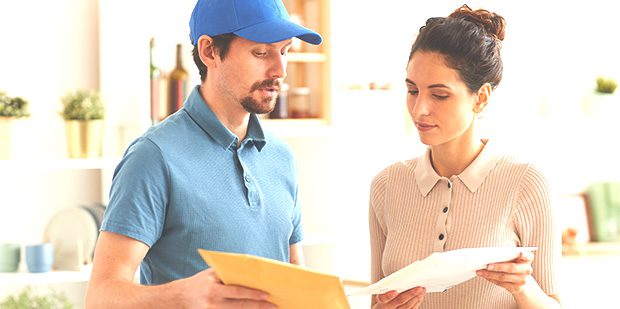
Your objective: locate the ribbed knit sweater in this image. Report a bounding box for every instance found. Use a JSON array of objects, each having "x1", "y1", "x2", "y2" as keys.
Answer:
[{"x1": 369, "y1": 140, "x2": 560, "y2": 308}]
